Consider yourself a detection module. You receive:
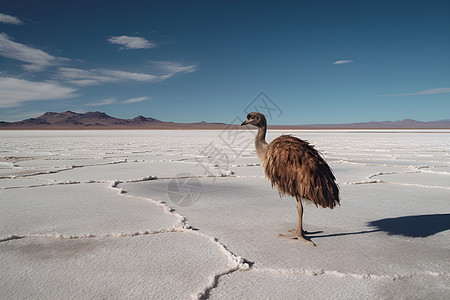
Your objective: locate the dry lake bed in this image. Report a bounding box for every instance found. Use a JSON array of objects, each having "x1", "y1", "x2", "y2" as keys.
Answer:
[{"x1": 1, "y1": 129, "x2": 449, "y2": 299}]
